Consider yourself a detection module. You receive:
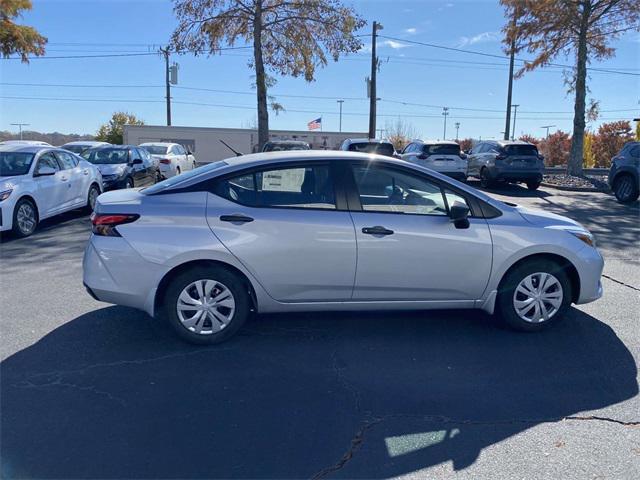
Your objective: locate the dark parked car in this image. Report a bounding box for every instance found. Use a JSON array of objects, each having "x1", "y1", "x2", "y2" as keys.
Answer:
[
  {"x1": 340, "y1": 138, "x2": 396, "y2": 157},
  {"x1": 262, "y1": 140, "x2": 310, "y2": 152},
  {"x1": 82, "y1": 145, "x2": 160, "y2": 191},
  {"x1": 608, "y1": 141, "x2": 639, "y2": 203},
  {"x1": 467, "y1": 140, "x2": 544, "y2": 190}
]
